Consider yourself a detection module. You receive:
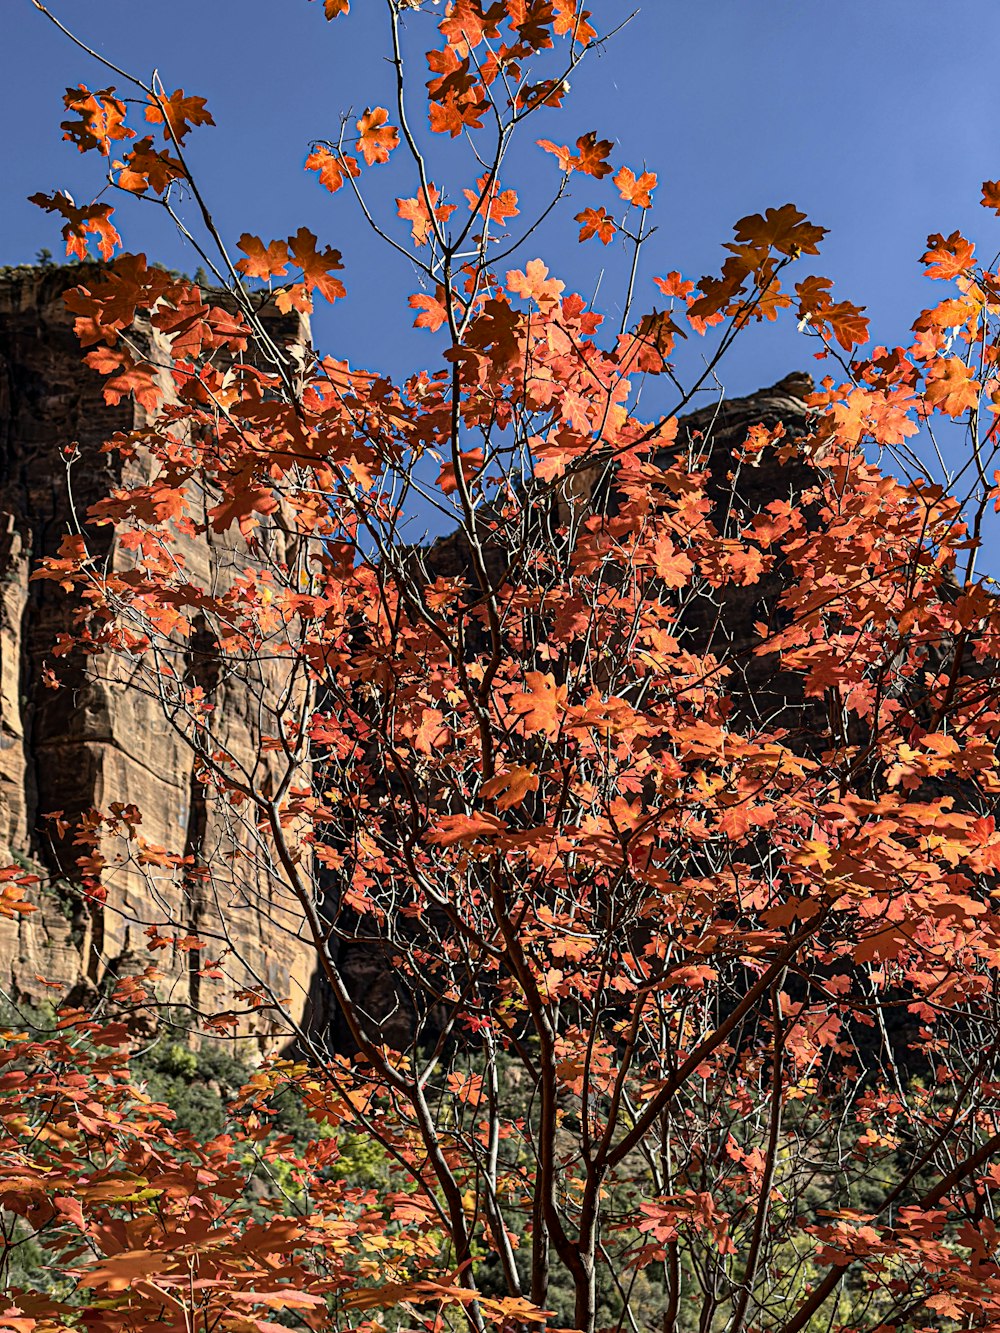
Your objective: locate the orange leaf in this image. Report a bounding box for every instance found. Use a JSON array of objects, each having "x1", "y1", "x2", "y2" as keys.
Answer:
[
  {"x1": 397, "y1": 186, "x2": 456, "y2": 246},
  {"x1": 614, "y1": 165, "x2": 657, "y2": 208},
  {"x1": 29, "y1": 191, "x2": 121, "y2": 261},
  {"x1": 356, "y1": 107, "x2": 399, "y2": 165},
  {"x1": 537, "y1": 131, "x2": 613, "y2": 179},
  {"x1": 437, "y1": 447, "x2": 485, "y2": 494},
  {"x1": 480, "y1": 765, "x2": 539, "y2": 810},
  {"x1": 438, "y1": 0, "x2": 504, "y2": 49},
  {"x1": 410, "y1": 291, "x2": 449, "y2": 332},
  {"x1": 924, "y1": 357, "x2": 979, "y2": 417},
  {"x1": 288, "y1": 227, "x2": 346, "y2": 305},
  {"x1": 61, "y1": 84, "x2": 134, "y2": 156},
  {"x1": 306, "y1": 146, "x2": 360, "y2": 194},
  {"x1": 463, "y1": 174, "x2": 519, "y2": 224},
  {"x1": 654, "y1": 272, "x2": 694, "y2": 299},
  {"x1": 576, "y1": 206, "x2": 614, "y2": 244},
  {"x1": 510, "y1": 672, "x2": 567, "y2": 739},
  {"x1": 145, "y1": 88, "x2": 214, "y2": 144},
  {"x1": 236, "y1": 234, "x2": 291, "y2": 280},
  {"x1": 425, "y1": 812, "x2": 508, "y2": 846},
  {"x1": 507, "y1": 259, "x2": 565, "y2": 308},
  {"x1": 922, "y1": 231, "x2": 976, "y2": 280},
  {"x1": 824, "y1": 300, "x2": 870, "y2": 351},
  {"x1": 574, "y1": 130, "x2": 615, "y2": 179},
  {"x1": 537, "y1": 137, "x2": 576, "y2": 172},
  {"x1": 113, "y1": 137, "x2": 185, "y2": 194},
  {"x1": 553, "y1": 0, "x2": 596, "y2": 44}
]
